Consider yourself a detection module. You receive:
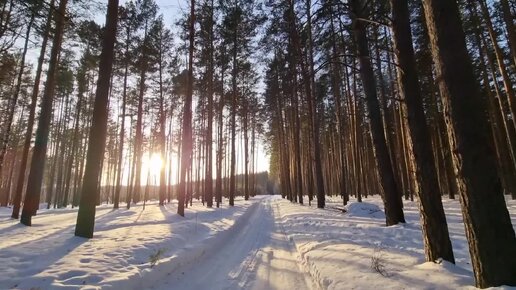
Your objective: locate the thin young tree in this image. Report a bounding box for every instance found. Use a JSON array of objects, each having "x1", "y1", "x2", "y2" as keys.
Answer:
[
  {"x1": 114, "y1": 2, "x2": 138, "y2": 209},
  {"x1": 129, "y1": 0, "x2": 158, "y2": 206}
]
